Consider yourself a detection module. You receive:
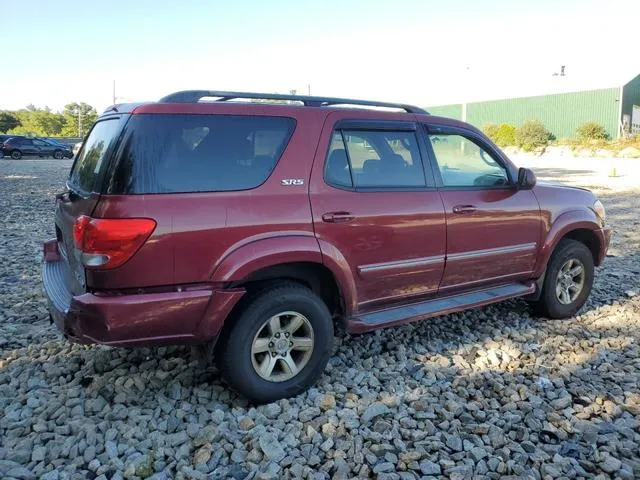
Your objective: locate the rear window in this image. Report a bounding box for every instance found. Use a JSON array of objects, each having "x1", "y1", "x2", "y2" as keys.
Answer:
[
  {"x1": 107, "y1": 114, "x2": 295, "y2": 194},
  {"x1": 69, "y1": 118, "x2": 123, "y2": 192}
]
